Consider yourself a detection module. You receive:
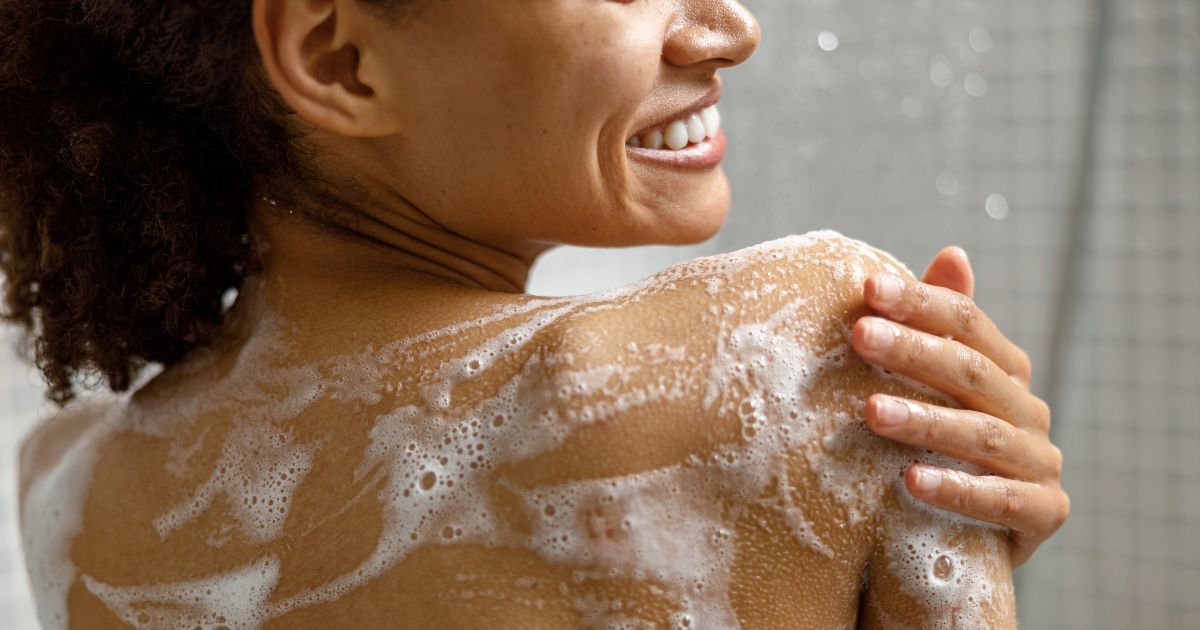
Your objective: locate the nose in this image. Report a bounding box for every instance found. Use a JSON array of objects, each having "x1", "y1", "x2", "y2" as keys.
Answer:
[{"x1": 662, "y1": 0, "x2": 761, "y2": 69}]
